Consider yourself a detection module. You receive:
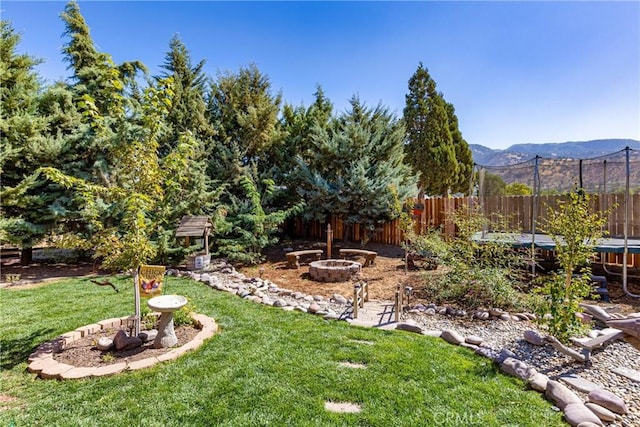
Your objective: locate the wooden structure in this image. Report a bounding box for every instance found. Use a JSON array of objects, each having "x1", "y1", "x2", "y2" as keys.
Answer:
[
  {"x1": 352, "y1": 282, "x2": 369, "y2": 319},
  {"x1": 285, "y1": 193, "x2": 640, "y2": 268},
  {"x1": 339, "y1": 249, "x2": 377, "y2": 267},
  {"x1": 286, "y1": 249, "x2": 323, "y2": 269},
  {"x1": 175, "y1": 216, "x2": 212, "y2": 254}
]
